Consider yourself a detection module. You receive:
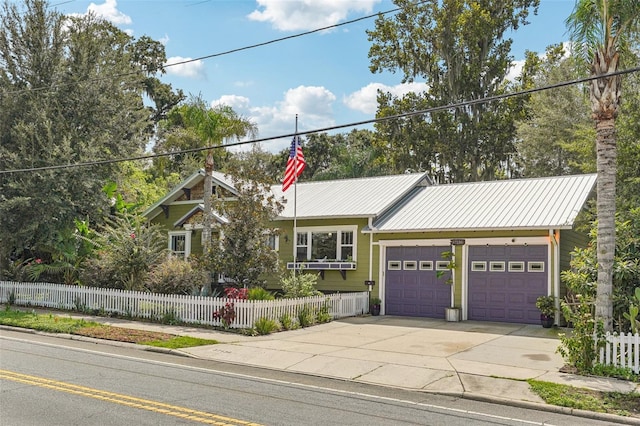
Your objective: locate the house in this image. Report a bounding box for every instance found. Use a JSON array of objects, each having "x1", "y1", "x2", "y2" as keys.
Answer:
[{"x1": 143, "y1": 170, "x2": 597, "y2": 325}]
